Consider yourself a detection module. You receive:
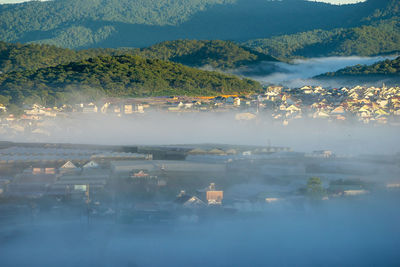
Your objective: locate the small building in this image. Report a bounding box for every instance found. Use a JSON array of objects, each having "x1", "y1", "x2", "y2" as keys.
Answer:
[
  {"x1": 175, "y1": 190, "x2": 206, "y2": 208},
  {"x1": 124, "y1": 104, "x2": 133, "y2": 114},
  {"x1": 307, "y1": 150, "x2": 335, "y2": 158},
  {"x1": 83, "y1": 160, "x2": 99, "y2": 169},
  {"x1": 206, "y1": 183, "x2": 223, "y2": 205},
  {"x1": 59, "y1": 161, "x2": 80, "y2": 174},
  {"x1": 129, "y1": 169, "x2": 158, "y2": 185},
  {"x1": 32, "y1": 167, "x2": 56, "y2": 175},
  {"x1": 343, "y1": 190, "x2": 369, "y2": 196},
  {"x1": 82, "y1": 103, "x2": 98, "y2": 113},
  {"x1": 234, "y1": 97, "x2": 241, "y2": 107}
]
